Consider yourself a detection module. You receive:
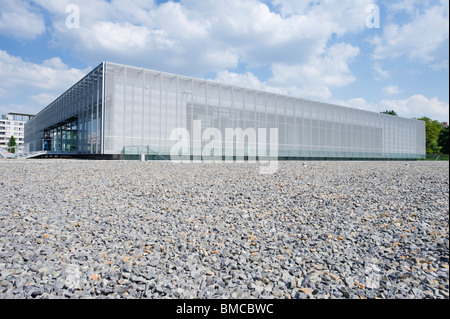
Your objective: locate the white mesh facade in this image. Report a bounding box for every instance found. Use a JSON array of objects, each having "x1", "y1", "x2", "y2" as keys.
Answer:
[{"x1": 25, "y1": 62, "x2": 426, "y2": 159}]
